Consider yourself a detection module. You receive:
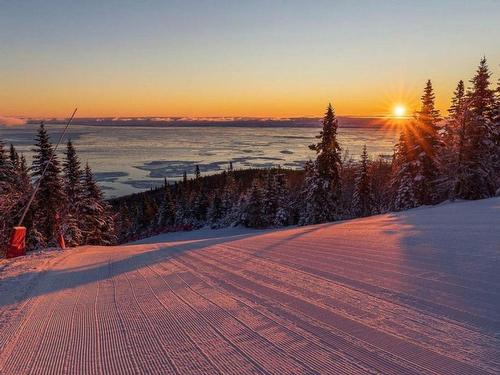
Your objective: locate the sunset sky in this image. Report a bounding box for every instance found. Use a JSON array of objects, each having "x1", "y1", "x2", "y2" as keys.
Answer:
[{"x1": 1, "y1": 0, "x2": 499, "y2": 118}]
